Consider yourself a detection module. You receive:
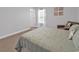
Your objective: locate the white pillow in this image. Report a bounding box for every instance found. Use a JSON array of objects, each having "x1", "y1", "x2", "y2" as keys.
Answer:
[
  {"x1": 68, "y1": 24, "x2": 79, "y2": 40},
  {"x1": 72, "y1": 30, "x2": 79, "y2": 48},
  {"x1": 69, "y1": 24, "x2": 79, "y2": 32},
  {"x1": 68, "y1": 30, "x2": 75, "y2": 40}
]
